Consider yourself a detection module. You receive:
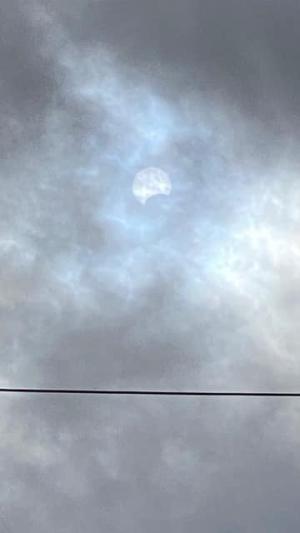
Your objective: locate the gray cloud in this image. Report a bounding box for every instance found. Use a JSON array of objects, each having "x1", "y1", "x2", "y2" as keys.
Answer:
[
  {"x1": 0, "y1": 0, "x2": 62, "y2": 159},
  {"x1": 1, "y1": 1, "x2": 300, "y2": 531},
  {"x1": 52, "y1": 0, "x2": 300, "y2": 137}
]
